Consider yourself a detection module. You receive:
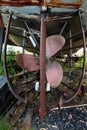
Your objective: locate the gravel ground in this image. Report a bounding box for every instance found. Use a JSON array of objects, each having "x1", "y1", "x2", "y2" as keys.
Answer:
[{"x1": 32, "y1": 106, "x2": 87, "y2": 130}]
